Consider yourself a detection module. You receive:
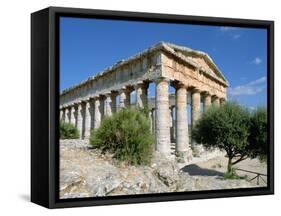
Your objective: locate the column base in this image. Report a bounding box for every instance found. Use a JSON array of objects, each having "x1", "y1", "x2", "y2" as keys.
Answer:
[
  {"x1": 176, "y1": 150, "x2": 193, "y2": 163},
  {"x1": 191, "y1": 143, "x2": 205, "y2": 157}
]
